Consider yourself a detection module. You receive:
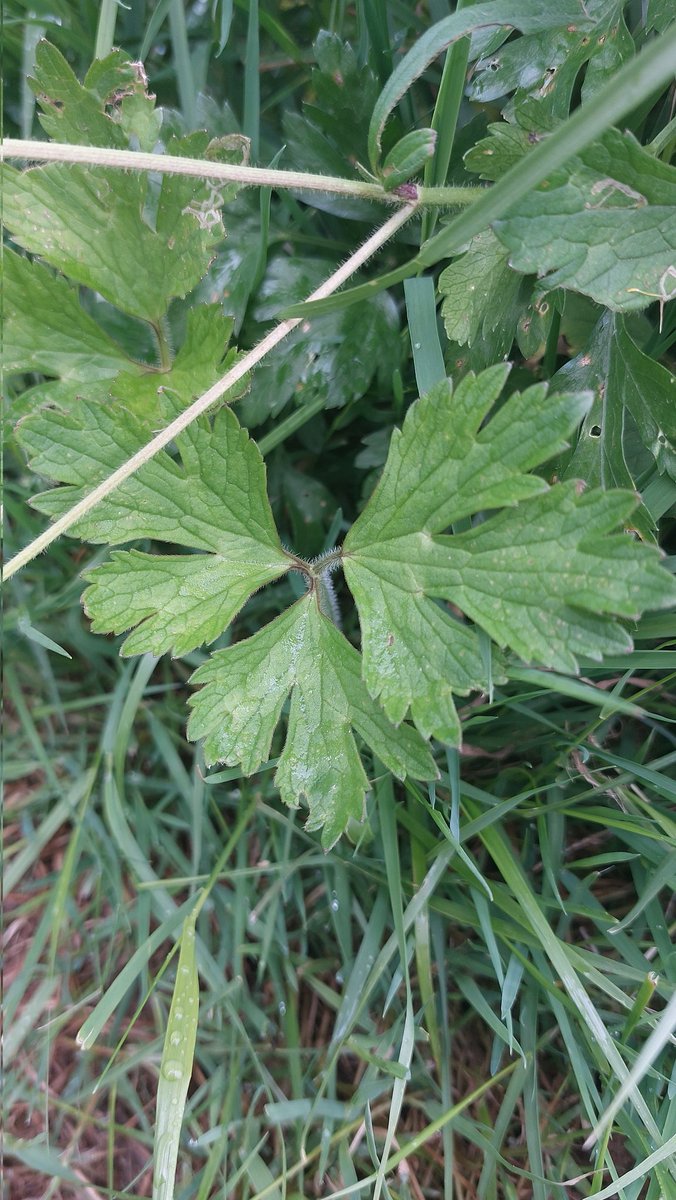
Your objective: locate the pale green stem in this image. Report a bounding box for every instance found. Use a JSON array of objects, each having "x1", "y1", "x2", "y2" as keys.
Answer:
[
  {"x1": 0, "y1": 139, "x2": 483, "y2": 207},
  {"x1": 4, "y1": 202, "x2": 417, "y2": 581}
]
